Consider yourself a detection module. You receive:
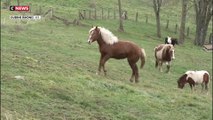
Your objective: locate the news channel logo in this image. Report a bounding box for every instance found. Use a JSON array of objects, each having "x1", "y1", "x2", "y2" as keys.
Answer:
[{"x1": 10, "y1": 6, "x2": 30, "y2": 11}]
